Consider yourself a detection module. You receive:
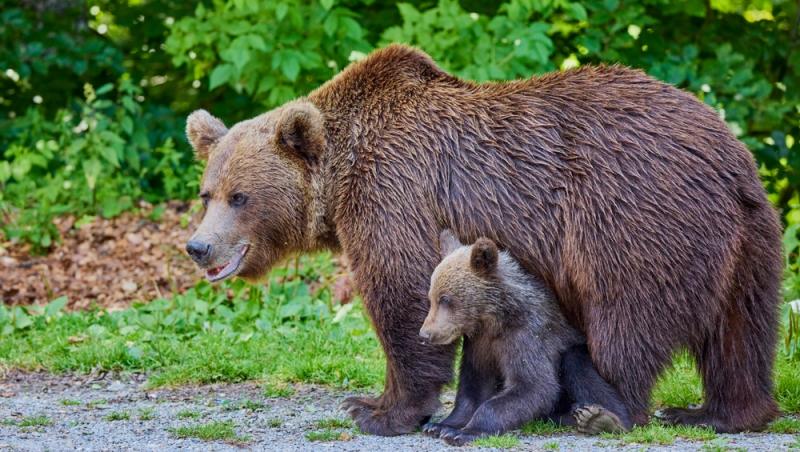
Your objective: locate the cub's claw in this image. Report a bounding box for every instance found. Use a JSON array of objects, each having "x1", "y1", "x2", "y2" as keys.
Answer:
[
  {"x1": 439, "y1": 426, "x2": 482, "y2": 446},
  {"x1": 422, "y1": 422, "x2": 448, "y2": 437}
]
